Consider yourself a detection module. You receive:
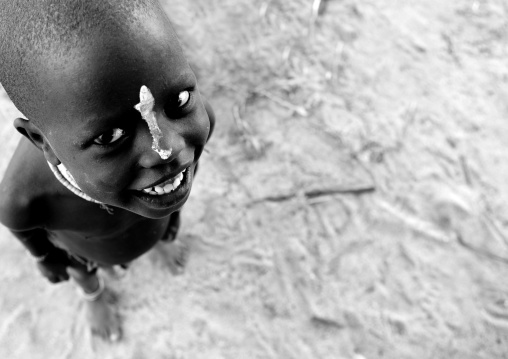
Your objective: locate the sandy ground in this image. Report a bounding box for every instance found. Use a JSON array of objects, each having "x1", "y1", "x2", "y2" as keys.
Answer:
[{"x1": 1, "y1": 0, "x2": 508, "y2": 358}]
